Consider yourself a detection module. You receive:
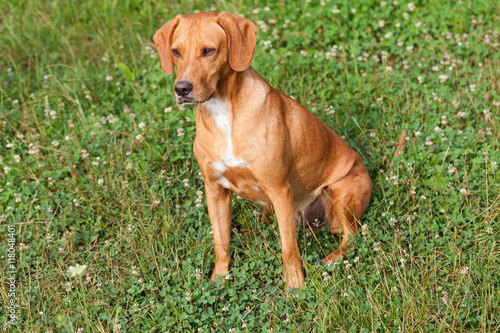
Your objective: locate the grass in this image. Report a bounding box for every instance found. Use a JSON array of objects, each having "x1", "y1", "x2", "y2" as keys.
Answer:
[{"x1": 0, "y1": 0, "x2": 499, "y2": 332}]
